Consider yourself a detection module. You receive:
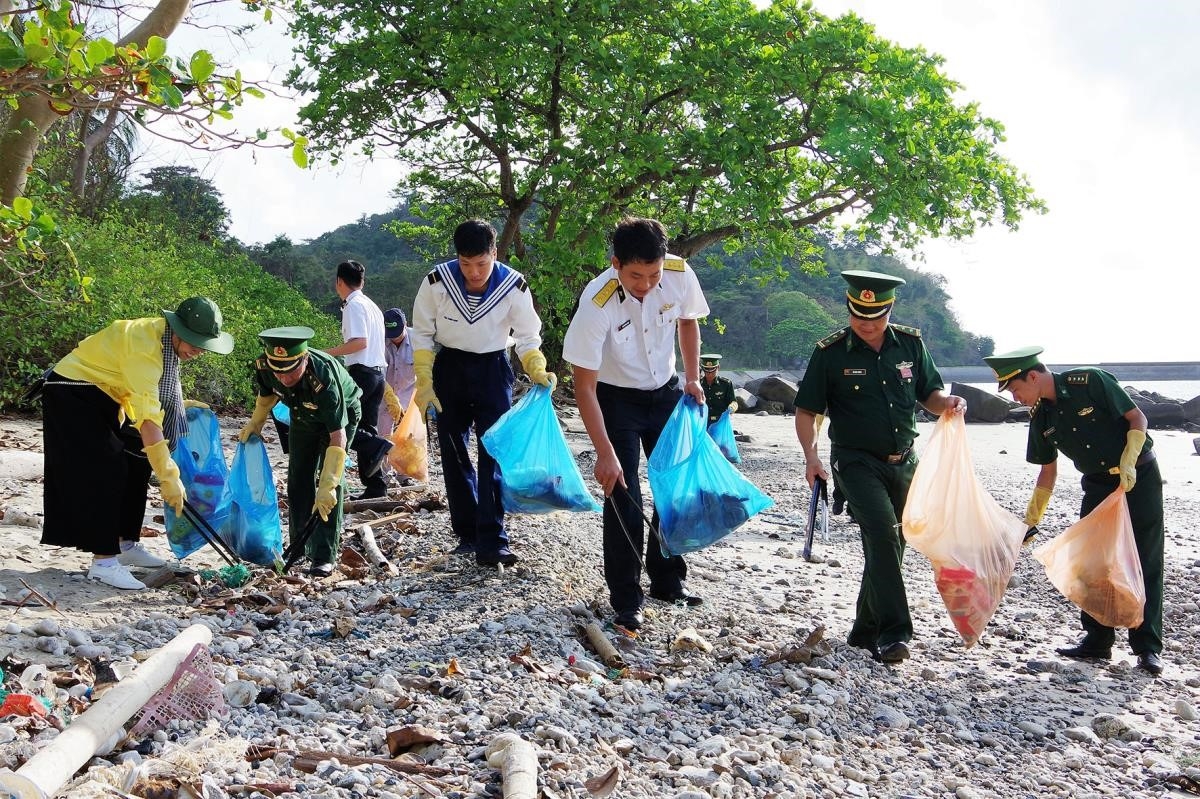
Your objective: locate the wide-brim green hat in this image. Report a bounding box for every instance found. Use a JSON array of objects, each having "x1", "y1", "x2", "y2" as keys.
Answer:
[
  {"x1": 259, "y1": 326, "x2": 315, "y2": 372},
  {"x1": 163, "y1": 297, "x2": 234, "y2": 355},
  {"x1": 842, "y1": 270, "x2": 906, "y2": 319},
  {"x1": 983, "y1": 346, "x2": 1045, "y2": 390}
]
